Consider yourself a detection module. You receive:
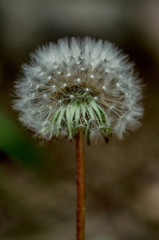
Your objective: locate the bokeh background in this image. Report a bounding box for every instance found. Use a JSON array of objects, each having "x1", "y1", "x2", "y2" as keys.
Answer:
[{"x1": 0, "y1": 0, "x2": 159, "y2": 239}]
